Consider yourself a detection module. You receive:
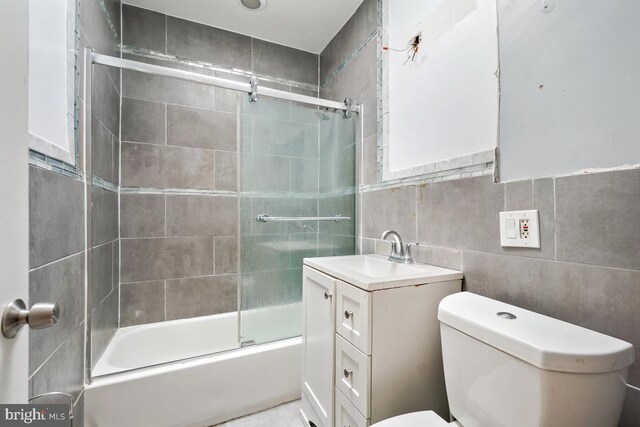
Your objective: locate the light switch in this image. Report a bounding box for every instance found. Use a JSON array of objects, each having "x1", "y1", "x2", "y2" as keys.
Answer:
[
  {"x1": 506, "y1": 219, "x2": 517, "y2": 239},
  {"x1": 499, "y1": 210, "x2": 540, "y2": 248}
]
